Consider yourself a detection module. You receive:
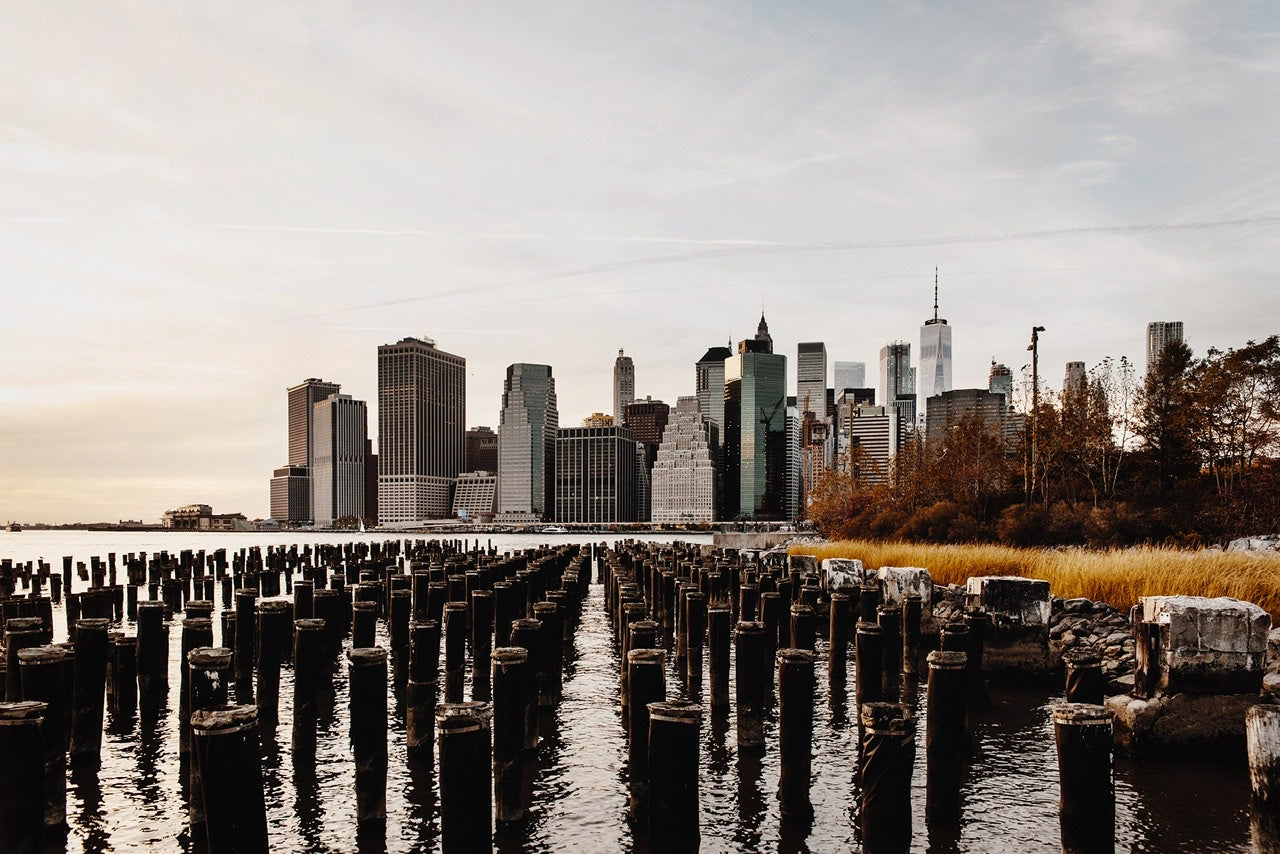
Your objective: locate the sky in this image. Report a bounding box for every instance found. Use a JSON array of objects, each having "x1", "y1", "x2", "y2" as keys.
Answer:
[{"x1": 2, "y1": 1, "x2": 1279, "y2": 523}]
